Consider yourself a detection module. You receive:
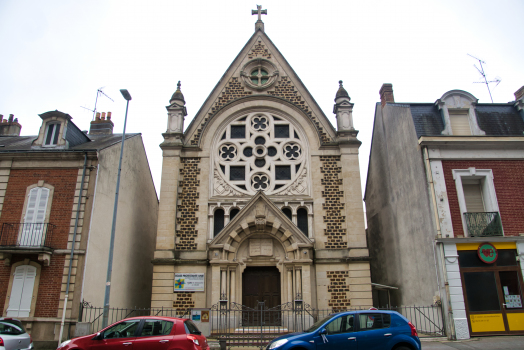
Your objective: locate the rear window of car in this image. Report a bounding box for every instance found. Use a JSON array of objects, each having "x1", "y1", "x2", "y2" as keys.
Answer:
[
  {"x1": 184, "y1": 320, "x2": 201, "y2": 334},
  {"x1": 358, "y1": 313, "x2": 391, "y2": 330},
  {"x1": 0, "y1": 320, "x2": 26, "y2": 335}
]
